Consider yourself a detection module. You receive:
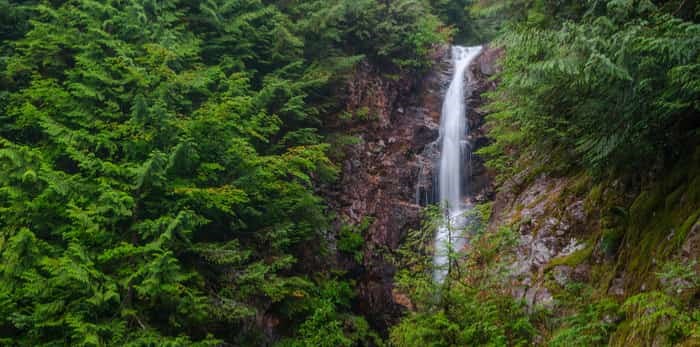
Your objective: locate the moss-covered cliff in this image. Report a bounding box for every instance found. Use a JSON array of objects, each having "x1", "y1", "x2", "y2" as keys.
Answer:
[{"x1": 480, "y1": 53, "x2": 700, "y2": 346}]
